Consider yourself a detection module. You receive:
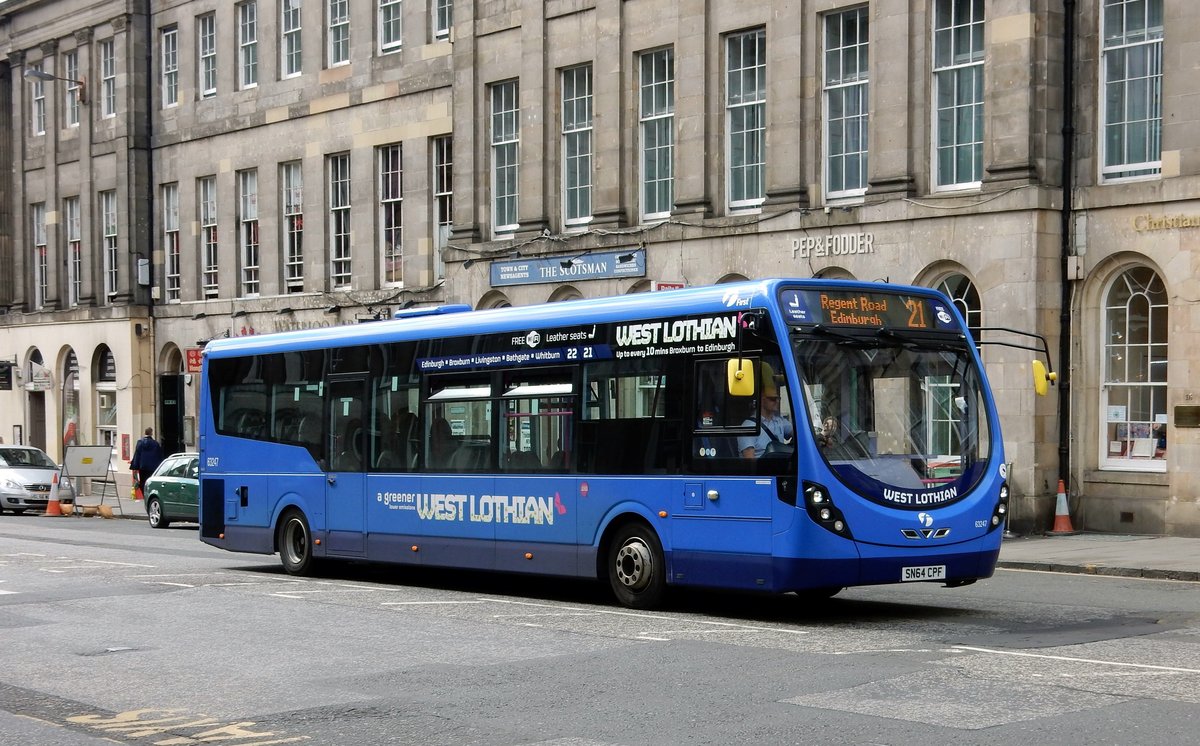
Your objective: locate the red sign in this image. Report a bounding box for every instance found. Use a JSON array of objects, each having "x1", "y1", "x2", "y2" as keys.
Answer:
[
  {"x1": 186, "y1": 348, "x2": 203, "y2": 373},
  {"x1": 651, "y1": 281, "x2": 686, "y2": 292}
]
